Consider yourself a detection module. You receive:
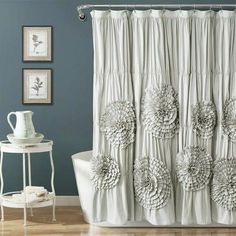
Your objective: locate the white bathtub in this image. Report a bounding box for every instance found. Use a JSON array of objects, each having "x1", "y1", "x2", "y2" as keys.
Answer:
[
  {"x1": 71, "y1": 150, "x2": 156, "y2": 227},
  {"x1": 72, "y1": 151, "x2": 93, "y2": 224},
  {"x1": 72, "y1": 151, "x2": 233, "y2": 227}
]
